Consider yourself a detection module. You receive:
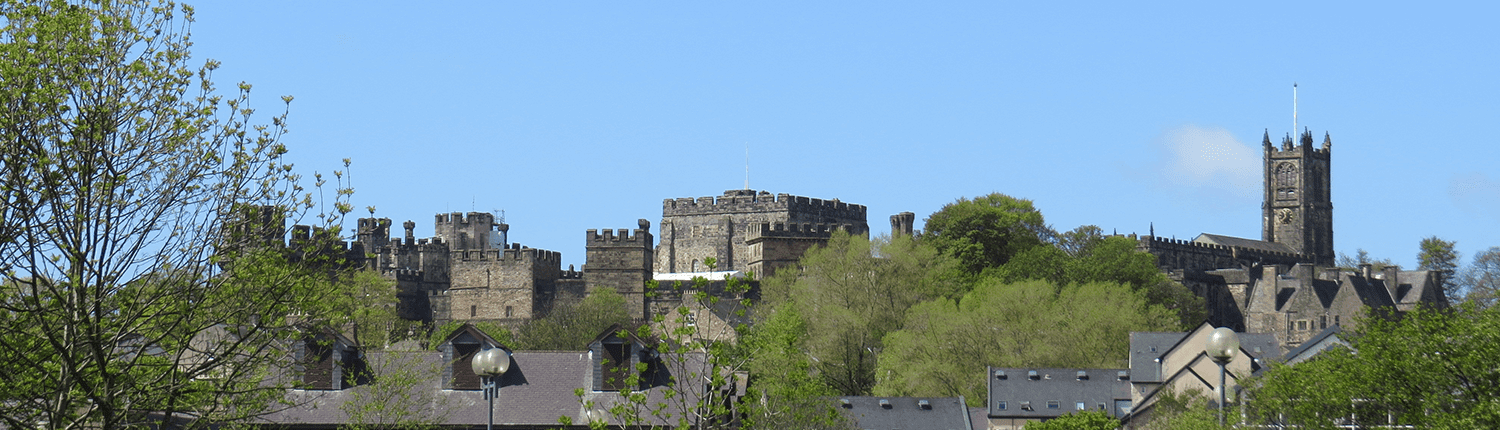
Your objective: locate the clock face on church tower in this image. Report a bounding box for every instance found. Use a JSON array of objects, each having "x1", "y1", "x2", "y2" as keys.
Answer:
[{"x1": 1276, "y1": 208, "x2": 1295, "y2": 224}]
